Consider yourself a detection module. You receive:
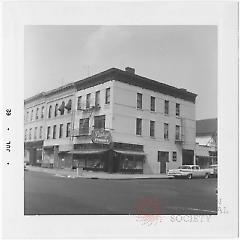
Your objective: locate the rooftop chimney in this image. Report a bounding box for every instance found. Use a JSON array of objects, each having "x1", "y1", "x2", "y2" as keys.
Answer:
[{"x1": 125, "y1": 67, "x2": 135, "y2": 74}]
